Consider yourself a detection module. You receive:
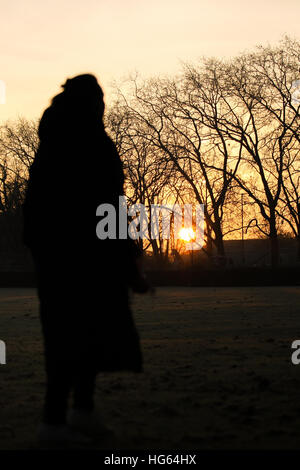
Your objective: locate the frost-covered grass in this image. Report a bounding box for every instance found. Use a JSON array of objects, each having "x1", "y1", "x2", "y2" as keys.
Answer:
[{"x1": 0, "y1": 286, "x2": 300, "y2": 450}]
